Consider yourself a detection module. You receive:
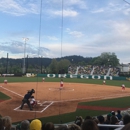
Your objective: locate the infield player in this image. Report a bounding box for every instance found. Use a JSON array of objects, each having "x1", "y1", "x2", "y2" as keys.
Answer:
[
  {"x1": 121, "y1": 84, "x2": 125, "y2": 91},
  {"x1": 4, "y1": 79, "x2": 8, "y2": 84},
  {"x1": 60, "y1": 79, "x2": 63, "y2": 89},
  {"x1": 30, "y1": 96, "x2": 37, "y2": 108}
]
